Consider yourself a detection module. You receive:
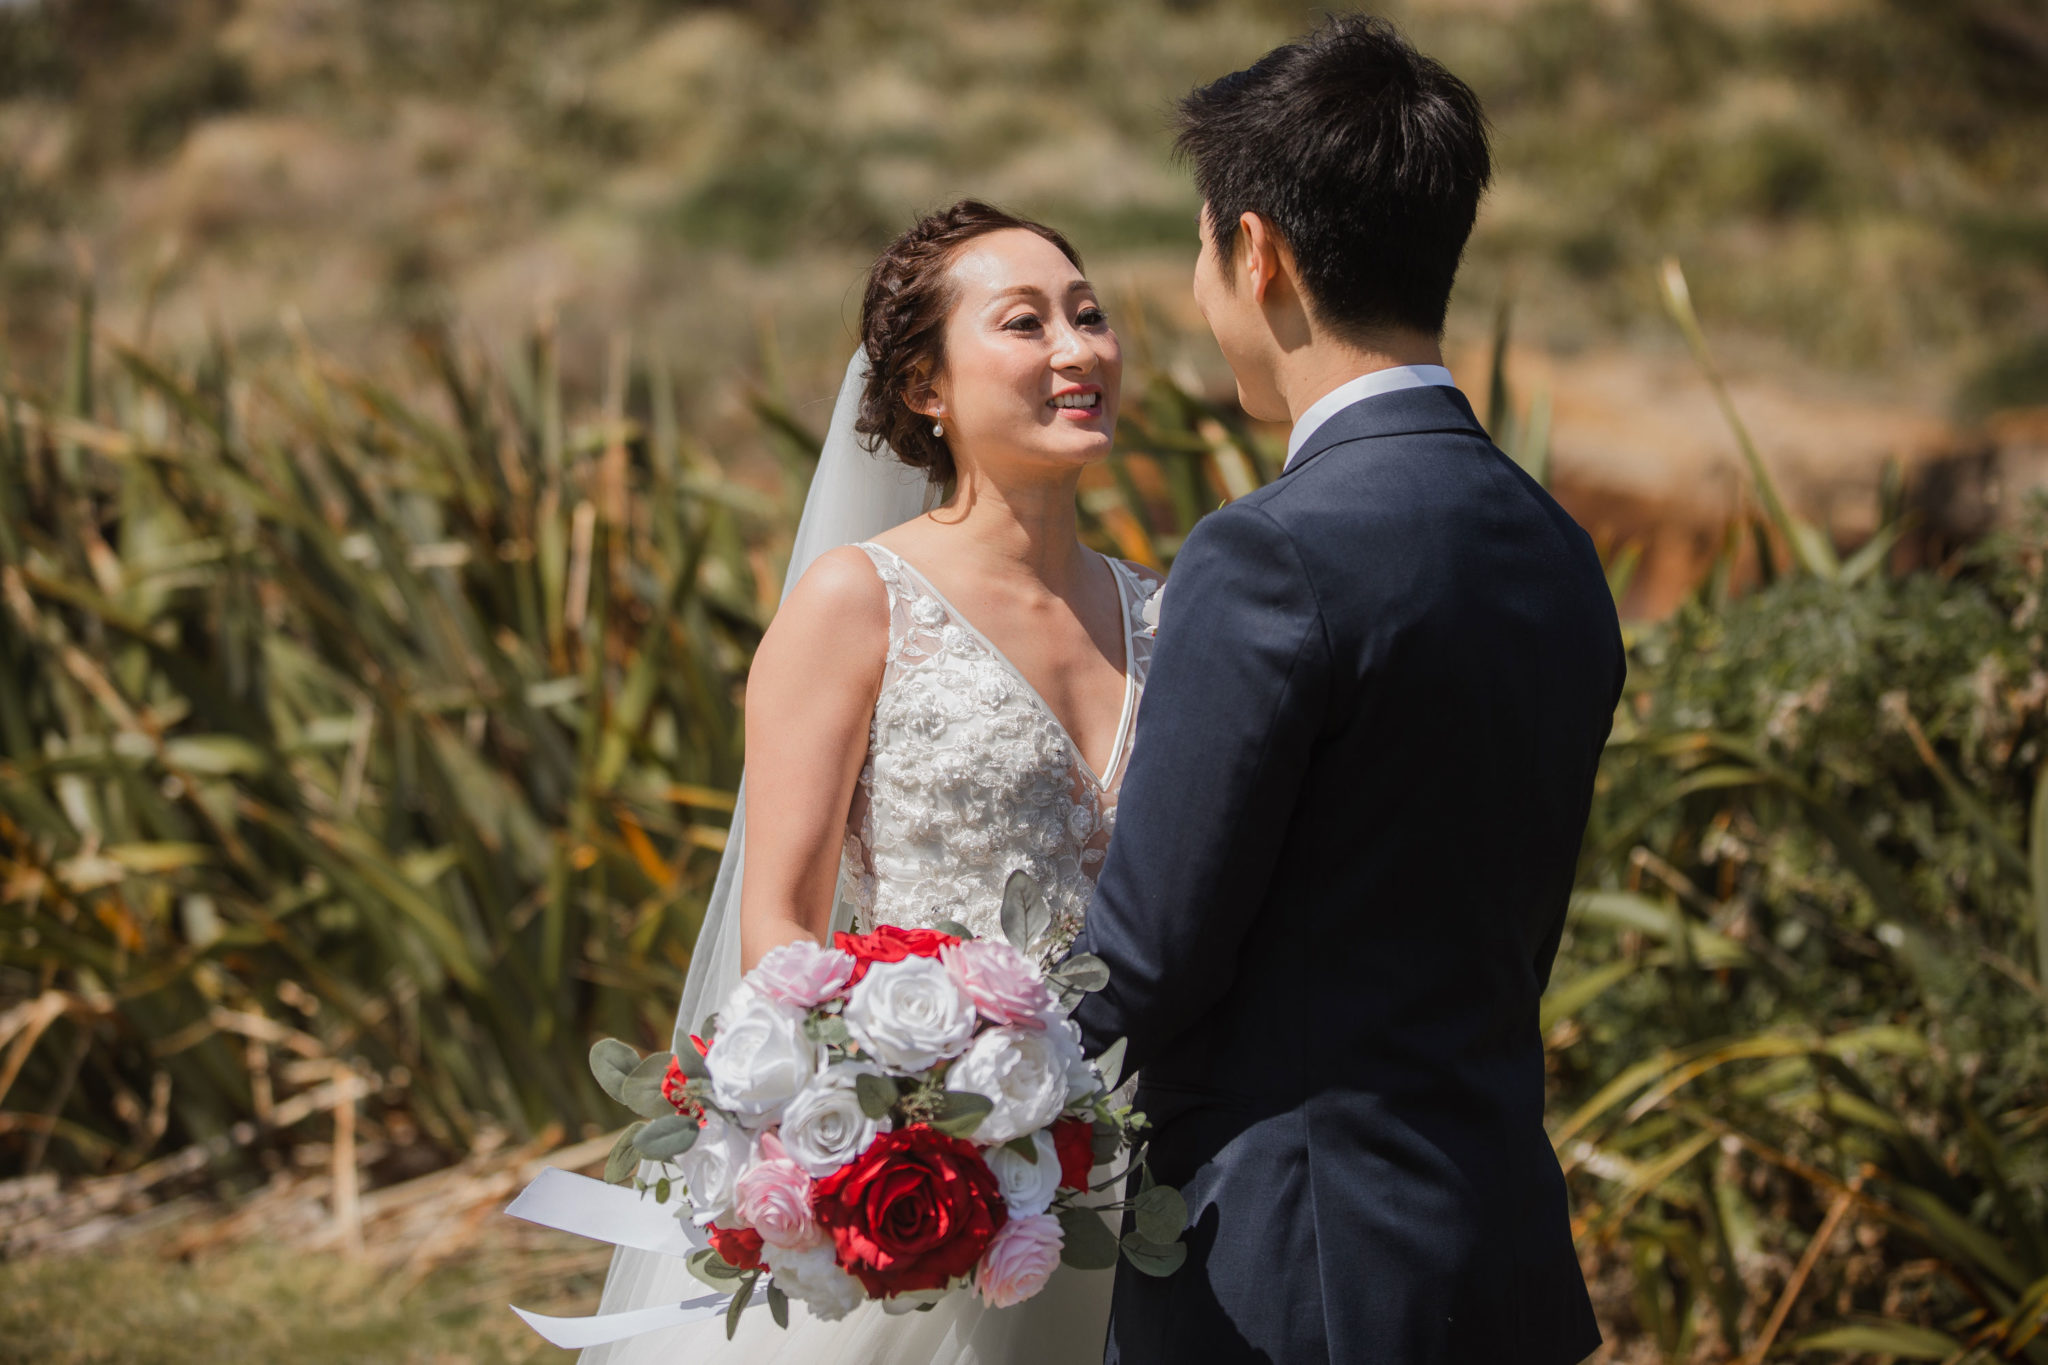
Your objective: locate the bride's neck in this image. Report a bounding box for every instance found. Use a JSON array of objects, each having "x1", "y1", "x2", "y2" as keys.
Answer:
[{"x1": 935, "y1": 464, "x2": 1093, "y2": 588}]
